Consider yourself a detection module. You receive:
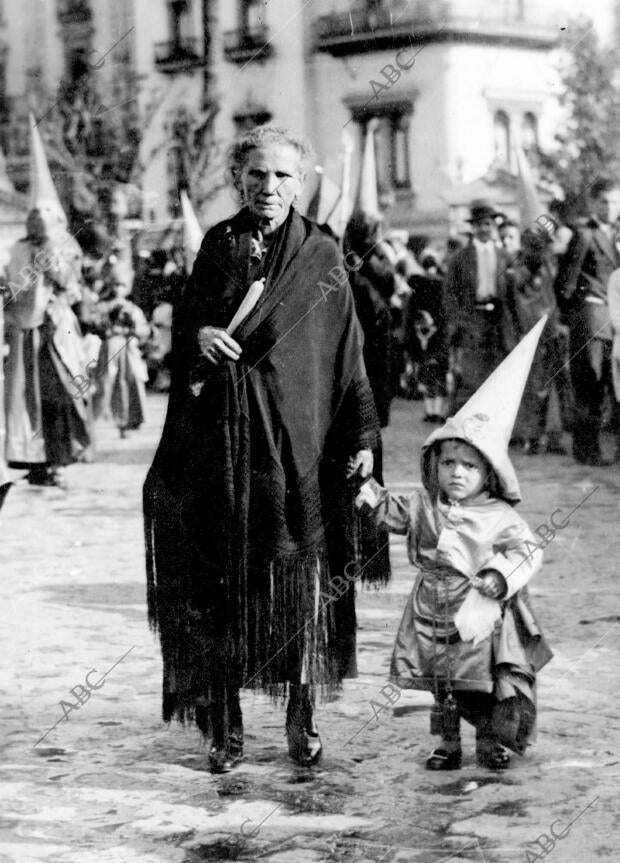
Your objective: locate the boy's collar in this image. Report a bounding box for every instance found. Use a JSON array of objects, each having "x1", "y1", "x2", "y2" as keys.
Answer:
[{"x1": 438, "y1": 489, "x2": 493, "y2": 507}]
